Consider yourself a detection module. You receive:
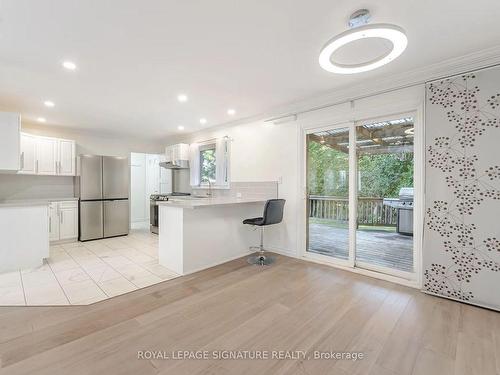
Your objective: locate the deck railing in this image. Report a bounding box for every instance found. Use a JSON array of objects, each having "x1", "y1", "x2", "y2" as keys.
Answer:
[{"x1": 308, "y1": 195, "x2": 397, "y2": 226}]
